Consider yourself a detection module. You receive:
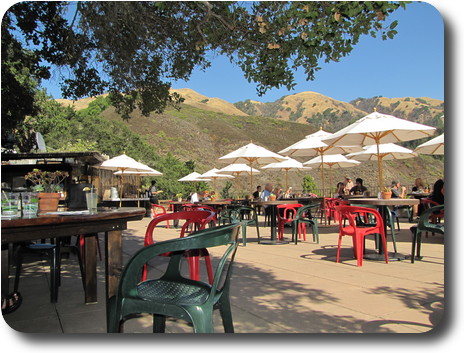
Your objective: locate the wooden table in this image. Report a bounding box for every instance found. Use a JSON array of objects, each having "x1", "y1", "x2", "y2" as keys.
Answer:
[
  {"x1": 1, "y1": 207, "x2": 145, "y2": 305},
  {"x1": 252, "y1": 200, "x2": 301, "y2": 245},
  {"x1": 346, "y1": 198, "x2": 419, "y2": 260}
]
